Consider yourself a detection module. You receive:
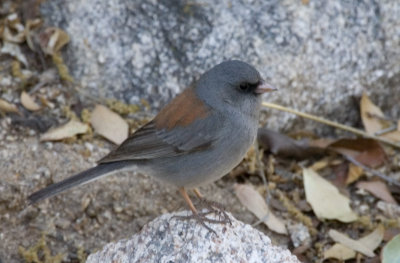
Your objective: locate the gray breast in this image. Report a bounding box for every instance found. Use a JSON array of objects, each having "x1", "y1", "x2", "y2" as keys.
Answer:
[{"x1": 141, "y1": 110, "x2": 258, "y2": 188}]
